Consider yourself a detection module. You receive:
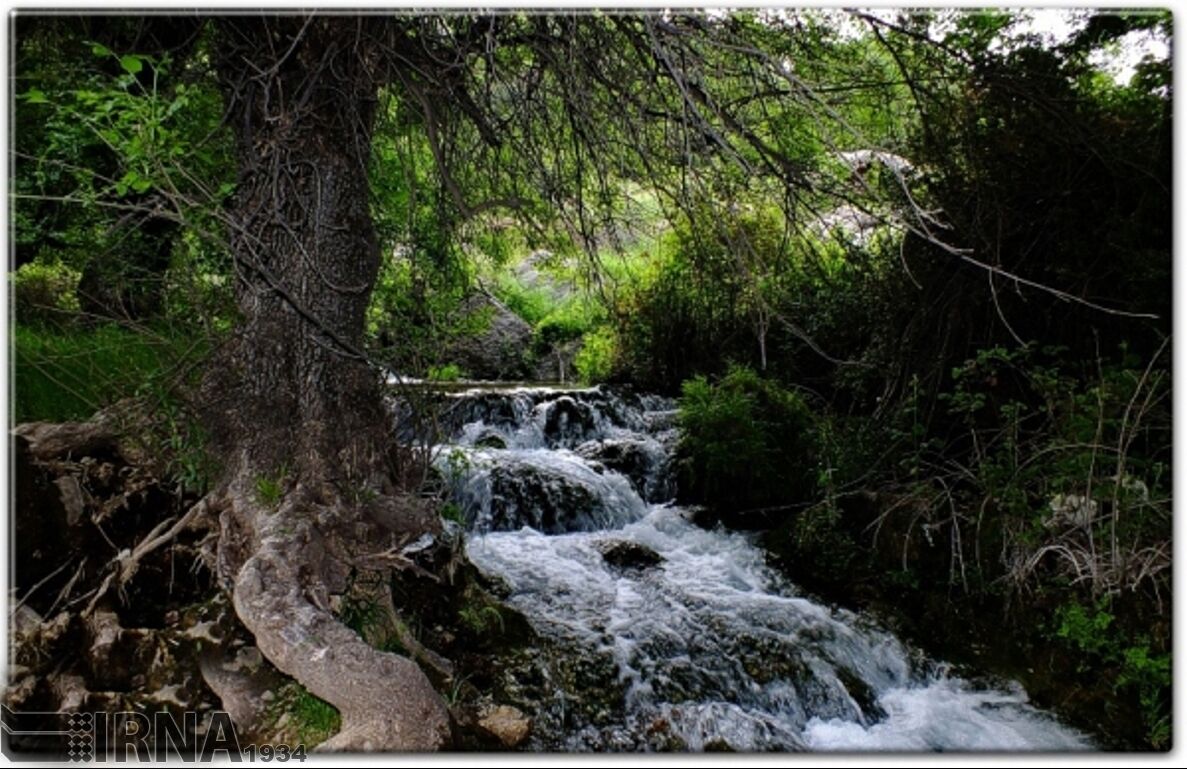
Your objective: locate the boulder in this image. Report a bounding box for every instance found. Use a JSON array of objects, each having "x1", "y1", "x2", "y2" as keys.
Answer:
[
  {"x1": 541, "y1": 396, "x2": 597, "y2": 446},
  {"x1": 575, "y1": 438, "x2": 672, "y2": 503},
  {"x1": 444, "y1": 291, "x2": 533, "y2": 380},
  {"x1": 595, "y1": 539, "x2": 664, "y2": 571},
  {"x1": 477, "y1": 704, "x2": 532, "y2": 748}
]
